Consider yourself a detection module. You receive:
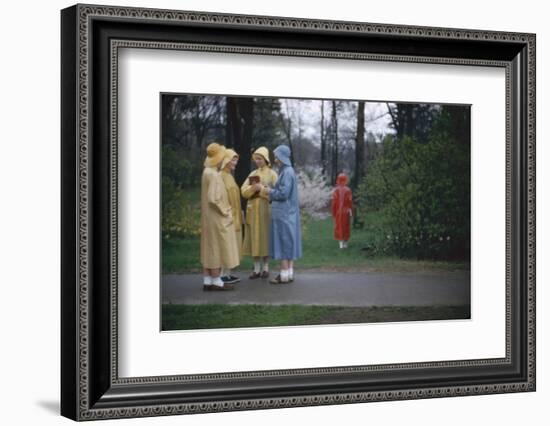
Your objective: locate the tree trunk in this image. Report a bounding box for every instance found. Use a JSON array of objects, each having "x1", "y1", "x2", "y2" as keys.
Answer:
[
  {"x1": 320, "y1": 101, "x2": 326, "y2": 176},
  {"x1": 280, "y1": 101, "x2": 295, "y2": 165},
  {"x1": 287, "y1": 120, "x2": 294, "y2": 166},
  {"x1": 225, "y1": 97, "x2": 253, "y2": 207},
  {"x1": 331, "y1": 101, "x2": 339, "y2": 185},
  {"x1": 225, "y1": 97, "x2": 239, "y2": 148},
  {"x1": 237, "y1": 98, "x2": 253, "y2": 189},
  {"x1": 353, "y1": 101, "x2": 365, "y2": 188}
]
